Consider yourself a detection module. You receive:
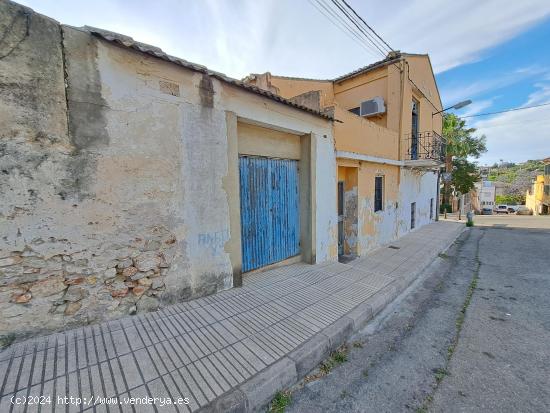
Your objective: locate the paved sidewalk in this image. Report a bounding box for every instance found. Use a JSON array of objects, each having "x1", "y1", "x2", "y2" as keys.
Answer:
[{"x1": 0, "y1": 222, "x2": 463, "y2": 412}]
